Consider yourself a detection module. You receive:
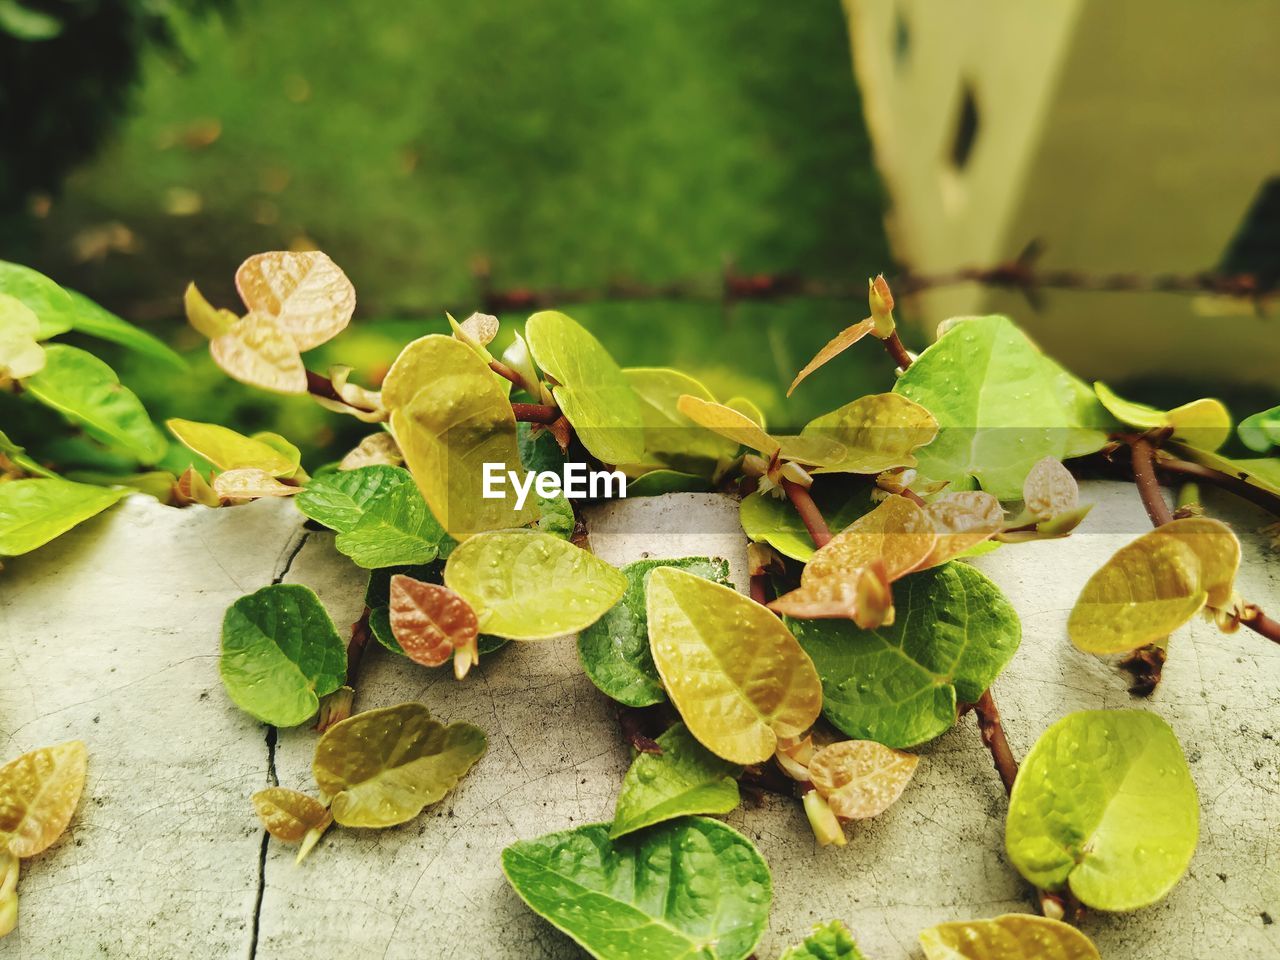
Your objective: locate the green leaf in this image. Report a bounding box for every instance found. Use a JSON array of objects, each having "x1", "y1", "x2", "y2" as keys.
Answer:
[
  {"x1": 918, "y1": 915, "x2": 1100, "y2": 960},
  {"x1": 790, "y1": 564, "x2": 1020, "y2": 748},
  {"x1": 445, "y1": 530, "x2": 626, "y2": 640},
  {"x1": 313, "y1": 702, "x2": 486, "y2": 827},
  {"x1": 167, "y1": 419, "x2": 298, "y2": 476},
  {"x1": 648, "y1": 567, "x2": 822, "y2": 764},
  {"x1": 1006, "y1": 710, "x2": 1198, "y2": 912},
  {"x1": 739, "y1": 485, "x2": 871, "y2": 562},
  {"x1": 626, "y1": 470, "x2": 714, "y2": 497},
  {"x1": 382, "y1": 335, "x2": 538, "y2": 538},
  {"x1": 611, "y1": 723, "x2": 741, "y2": 838},
  {"x1": 802, "y1": 393, "x2": 938, "y2": 474},
  {"x1": 535, "y1": 491, "x2": 576, "y2": 538},
  {"x1": 623, "y1": 367, "x2": 737, "y2": 469},
  {"x1": 0, "y1": 478, "x2": 128, "y2": 556},
  {"x1": 515, "y1": 425, "x2": 576, "y2": 536},
  {"x1": 579, "y1": 557, "x2": 731, "y2": 707},
  {"x1": 22, "y1": 345, "x2": 167, "y2": 463},
  {"x1": 893, "y1": 316, "x2": 1111, "y2": 498},
  {"x1": 0, "y1": 428, "x2": 56, "y2": 478},
  {"x1": 1238, "y1": 405, "x2": 1280, "y2": 452},
  {"x1": 502, "y1": 817, "x2": 771, "y2": 960},
  {"x1": 219, "y1": 584, "x2": 347, "y2": 727},
  {"x1": 525, "y1": 311, "x2": 645, "y2": 464},
  {"x1": 295, "y1": 465, "x2": 414, "y2": 533},
  {"x1": 333, "y1": 478, "x2": 452, "y2": 569},
  {"x1": 780, "y1": 920, "x2": 868, "y2": 960},
  {"x1": 0, "y1": 261, "x2": 75, "y2": 338},
  {"x1": 1094, "y1": 382, "x2": 1230, "y2": 452},
  {"x1": 62, "y1": 290, "x2": 186, "y2": 369}
]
